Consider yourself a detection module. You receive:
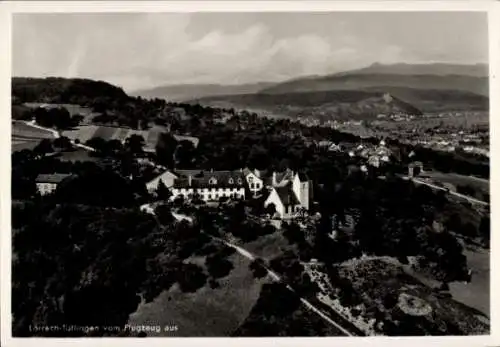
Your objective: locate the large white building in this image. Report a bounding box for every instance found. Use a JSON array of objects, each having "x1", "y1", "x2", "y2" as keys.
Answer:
[
  {"x1": 147, "y1": 167, "x2": 312, "y2": 218},
  {"x1": 147, "y1": 169, "x2": 246, "y2": 202},
  {"x1": 261, "y1": 169, "x2": 312, "y2": 219}
]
